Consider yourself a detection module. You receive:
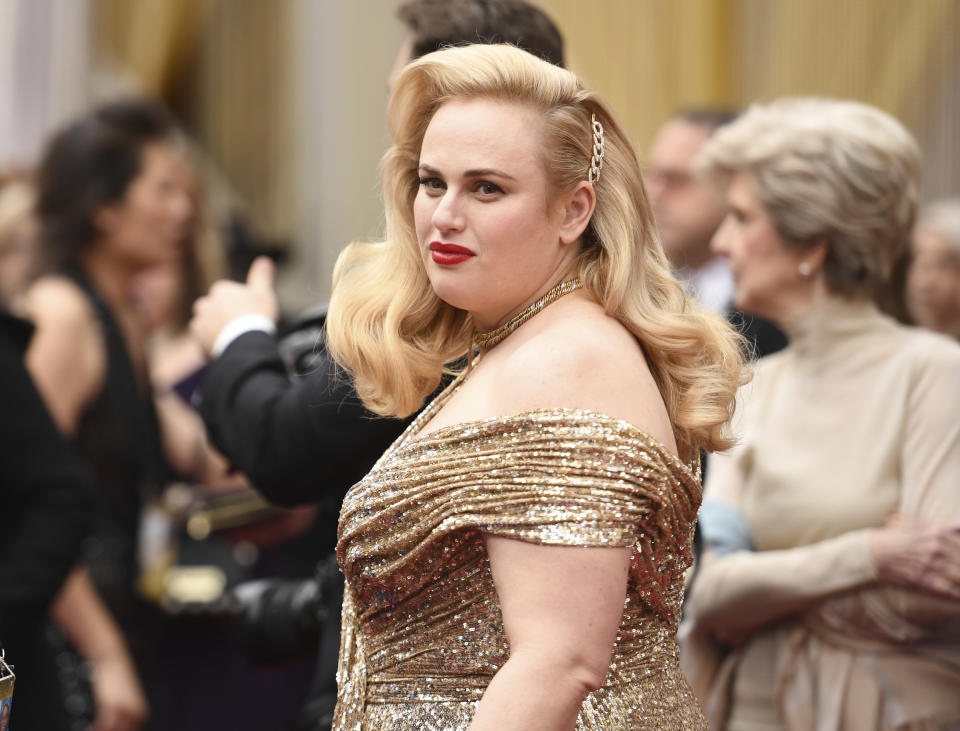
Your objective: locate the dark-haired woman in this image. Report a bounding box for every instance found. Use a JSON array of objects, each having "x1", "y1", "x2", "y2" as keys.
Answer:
[{"x1": 23, "y1": 99, "x2": 194, "y2": 731}]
